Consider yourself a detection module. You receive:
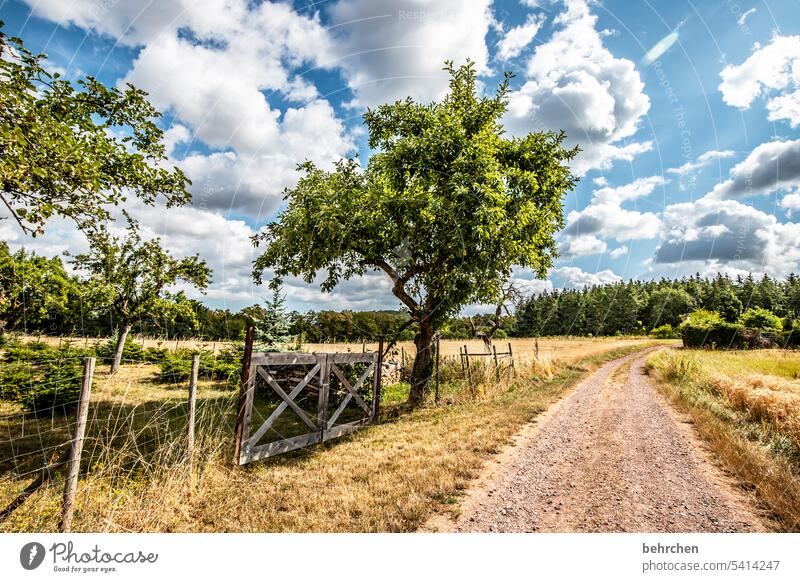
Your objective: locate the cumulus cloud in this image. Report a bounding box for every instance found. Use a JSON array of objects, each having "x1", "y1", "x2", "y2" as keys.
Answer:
[
  {"x1": 327, "y1": 0, "x2": 493, "y2": 108},
  {"x1": 562, "y1": 175, "x2": 666, "y2": 242},
  {"x1": 558, "y1": 235, "x2": 607, "y2": 257},
  {"x1": 609, "y1": 245, "x2": 629, "y2": 259},
  {"x1": 552, "y1": 266, "x2": 622, "y2": 288},
  {"x1": 653, "y1": 197, "x2": 800, "y2": 275},
  {"x1": 709, "y1": 139, "x2": 800, "y2": 200},
  {"x1": 504, "y1": 0, "x2": 651, "y2": 173},
  {"x1": 719, "y1": 35, "x2": 800, "y2": 127},
  {"x1": 780, "y1": 190, "x2": 800, "y2": 216},
  {"x1": 497, "y1": 14, "x2": 546, "y2": 61}
]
